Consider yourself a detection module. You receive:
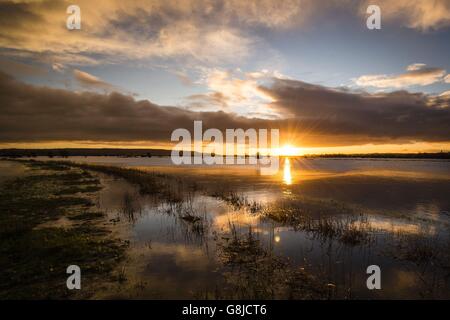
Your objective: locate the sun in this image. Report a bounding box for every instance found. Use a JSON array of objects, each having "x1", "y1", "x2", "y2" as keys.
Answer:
[{"x1": 280, "y1": 144, "x2": 298, "y2": 156}]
